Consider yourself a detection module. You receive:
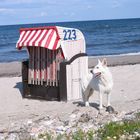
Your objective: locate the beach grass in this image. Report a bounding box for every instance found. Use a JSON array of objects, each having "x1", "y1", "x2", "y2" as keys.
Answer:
[
  {"x1": 38, "y1": 129, "x2": 94, "y2": 140},
  {"x1": 98, "y1": 120, "x2": 140, "y2": 140},
  {"x1": 37, "y1": 112, "x2": 140, "y2": 140}
]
